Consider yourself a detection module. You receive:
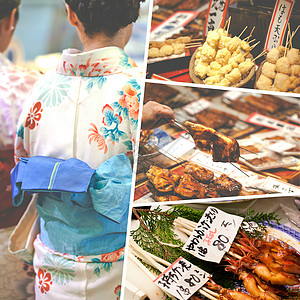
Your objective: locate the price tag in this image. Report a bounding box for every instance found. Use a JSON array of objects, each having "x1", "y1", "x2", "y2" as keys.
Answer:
[
  {"x1": 150, "y1": 11, "x2": 199, "y2": 41},
  {"x1": 153, "y1": 257, "x2": 210, "y2": 300},
  {"x1": 261, "y1": 177, "x2": 300, "y2": 194},
  {"x1": 265, "y1": 0, "x2": 294, "y2": 51},
  {"x1": 189, "y1": 151, "x2": 237, "y2": 175},
  {"x1": 223, "y1": 91, "x2": 243, "y2": 101},
  {"x1": 183, "y1": 207, "x2": 244, "y2": 263},
  {"x1": 246, "y1": 113, "x2": 300, "y2": 135},
  {"x1": 160, "y1": 137, "x2": 194, "y2": 159},
  {"x1": 204, "y1": 0, "x2": 229, "y2": 36},
  {"x1": 267, "y1": 140, "x2": 295, "y2": 153},
  {"x1": 182, "y1": 98, "x2": 211, "y2": 115}
]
